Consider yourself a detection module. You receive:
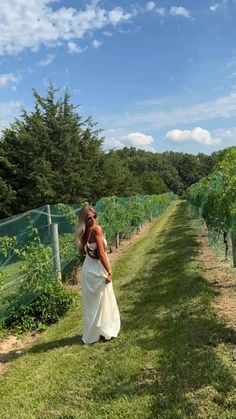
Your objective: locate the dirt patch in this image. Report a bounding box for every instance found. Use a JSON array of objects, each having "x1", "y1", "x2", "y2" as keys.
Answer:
[
  {"x1": 0, "y1": 220, "x2": 153, "y2": 375},
  {"x1": 196, "y1": 233, "x2": 236, "y2": 332},
  {"x1": 0, "y1": 332, "x2": 39, "y2": 375}
]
